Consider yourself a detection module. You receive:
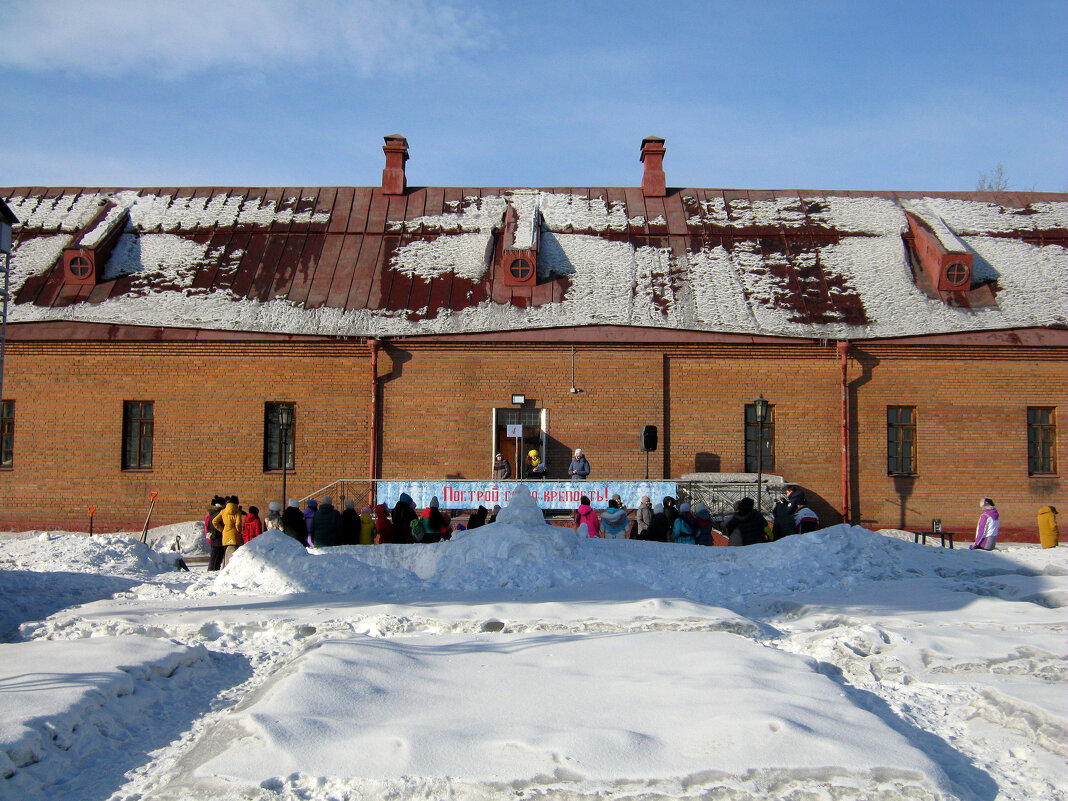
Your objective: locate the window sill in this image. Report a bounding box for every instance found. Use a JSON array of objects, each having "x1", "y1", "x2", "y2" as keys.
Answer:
[
  {"x1": 887, "y1": 472, "x2": 917, "y2": 477},
  {"x1": 121, "y1": 468, "x2": 154, "y2": 473},
  {"x1": 1029, "y1": 472, "x2": 1058, "y2": 478}
]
